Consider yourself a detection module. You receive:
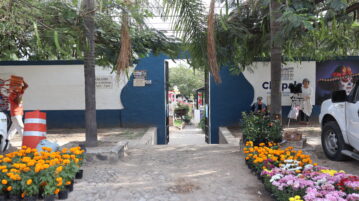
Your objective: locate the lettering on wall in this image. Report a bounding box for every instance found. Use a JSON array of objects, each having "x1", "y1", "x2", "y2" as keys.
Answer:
[
  {"x1": 96, "y1": 75, "x2": 113, "y2": 89},
  {"x1": 243, "y1": 62, "x2": 316, "y2": 106}
]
